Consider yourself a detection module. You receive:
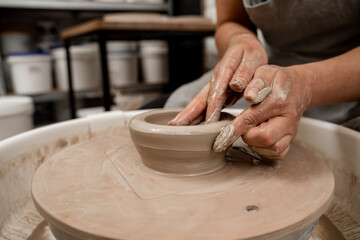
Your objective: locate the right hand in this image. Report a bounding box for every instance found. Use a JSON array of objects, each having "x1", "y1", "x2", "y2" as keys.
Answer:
[{"x1": 169, "y1": 33, "x2": 268, "y2": 126}]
